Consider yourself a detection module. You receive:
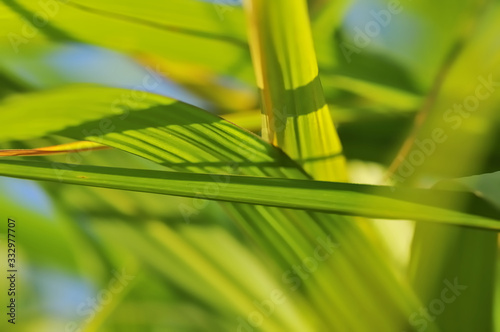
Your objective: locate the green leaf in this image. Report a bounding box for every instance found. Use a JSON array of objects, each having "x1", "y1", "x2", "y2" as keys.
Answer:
[
  {"x1": 0, "y1": 85, "x2": 302, "y2": 176},
  {"x1": 245, "y1": 0, "x2": 346, "y2": 181},
  {"x1": 1, "y1": 0, "x2": 254, "y2": 83},
  {"x1": 405, "y1": 5, "x2": 500, "y2": 331},
  {"x1": 244, "y1": 4, "x2": 436, "y2": 330},
  {"x1": 436, "y1": 171, "x2": 500, "y2": 211},
  {"x1": 0, "y1": 159, "x2": 498, "y2": 230},
  {"x1": 0, "y1": 85, "x2": 430, "y2": 330}
]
